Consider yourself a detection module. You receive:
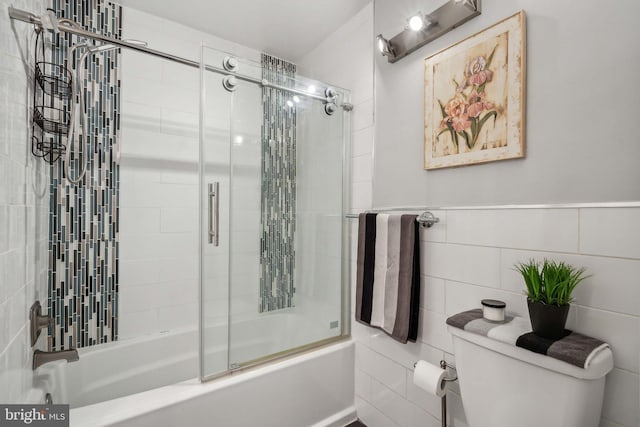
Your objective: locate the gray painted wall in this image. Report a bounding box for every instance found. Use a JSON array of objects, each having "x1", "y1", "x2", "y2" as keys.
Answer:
[{"x1": 374, "y1": 0, "x2": 640, "y2": 207}]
